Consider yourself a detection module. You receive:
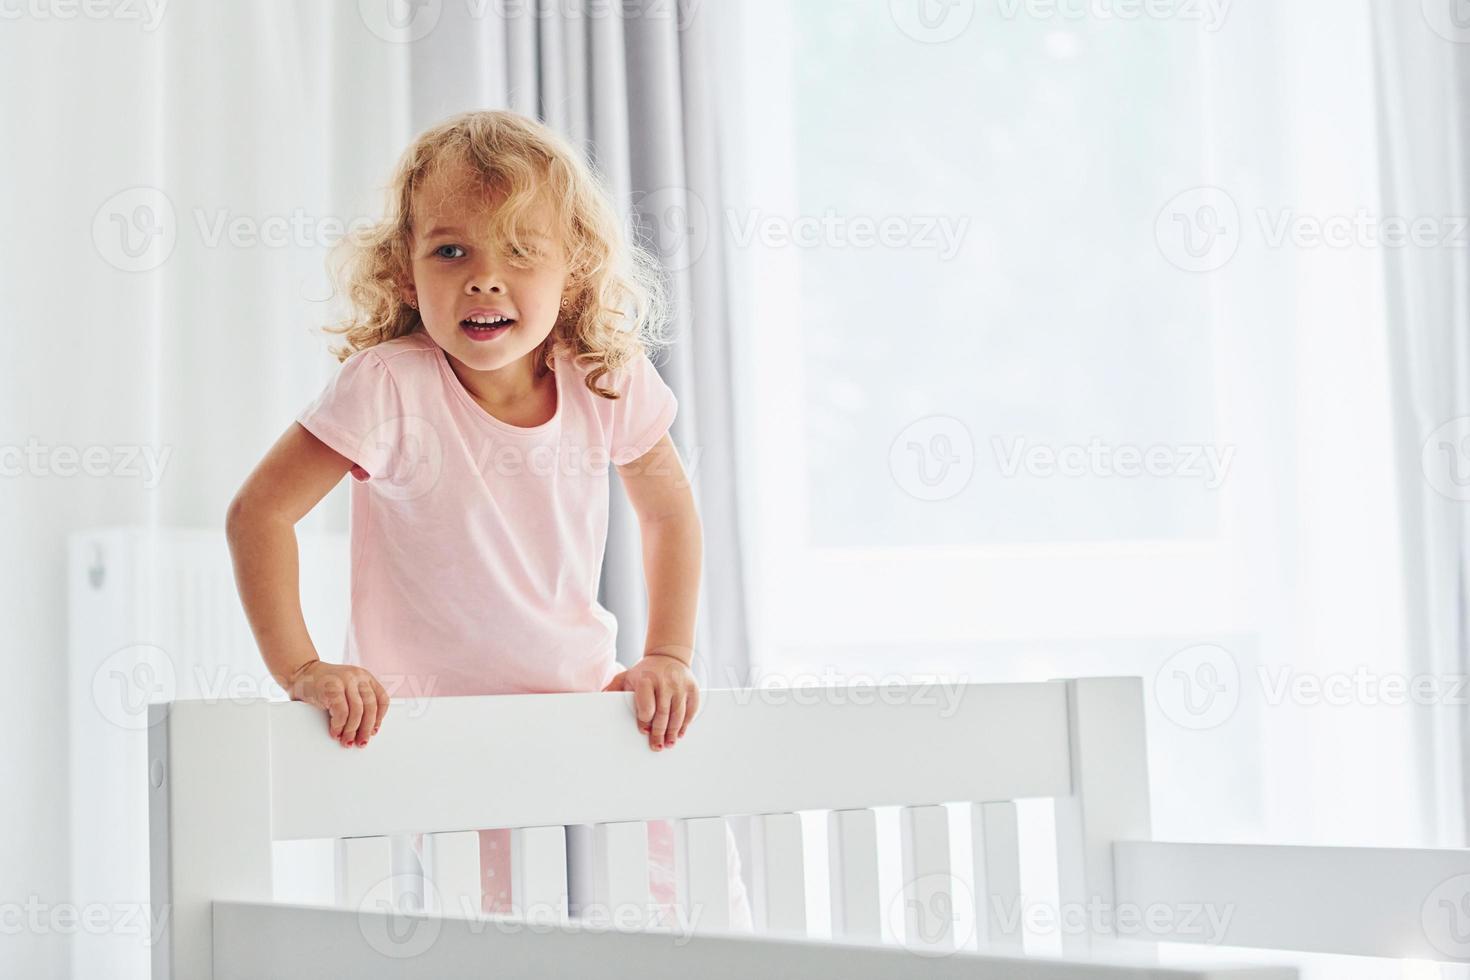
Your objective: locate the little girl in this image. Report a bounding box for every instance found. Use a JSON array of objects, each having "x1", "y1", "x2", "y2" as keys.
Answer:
[{"x1": 225, "y1": 109, "x2": 751, "y2": 930}]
